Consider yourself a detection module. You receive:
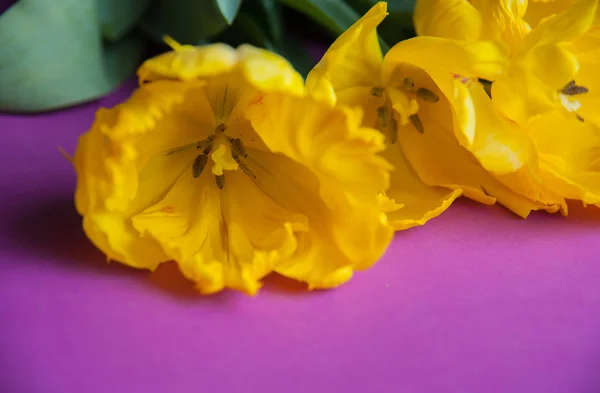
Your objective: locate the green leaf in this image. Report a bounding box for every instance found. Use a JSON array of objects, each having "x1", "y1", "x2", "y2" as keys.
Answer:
[
  {"x1": 281, "y1": 36, "x2": 315, "y2": 78},
  {"x1": 257, "y1": 0, "x2": 284, "y2": 49},
  {"x1": 0, "y1": 0, "x2": 146, "y2": 112},
  {"x1": 98, "y1": 0, "x2": 152, "y2": 41},
  {"x1": 217, "y1": 0, "x2": 243, "y2": 24},
  {"x1": 276, "y1": 0, "x2": 361, "y2": 36},
  {"x1": 141, "y1": 0, "x2": 243, "y2": 44},
  {"x1": 216, "y1": 11, "x2": 276, "y2": 52}
]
